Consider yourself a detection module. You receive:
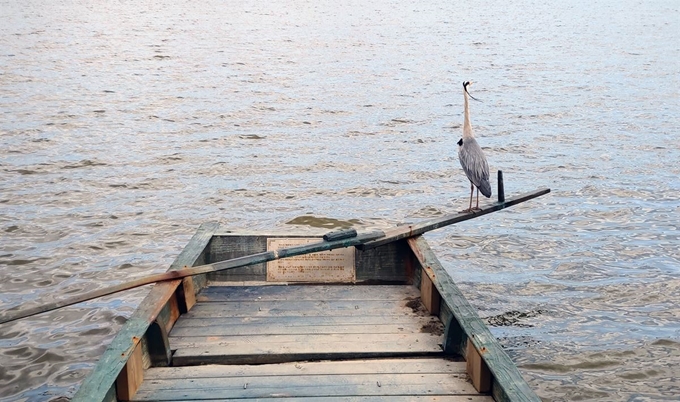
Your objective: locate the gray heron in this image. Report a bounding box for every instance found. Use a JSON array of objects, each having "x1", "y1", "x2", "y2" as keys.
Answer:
[{"x1": 458, "y1": 81, "x2": 491, "y2": 212}]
